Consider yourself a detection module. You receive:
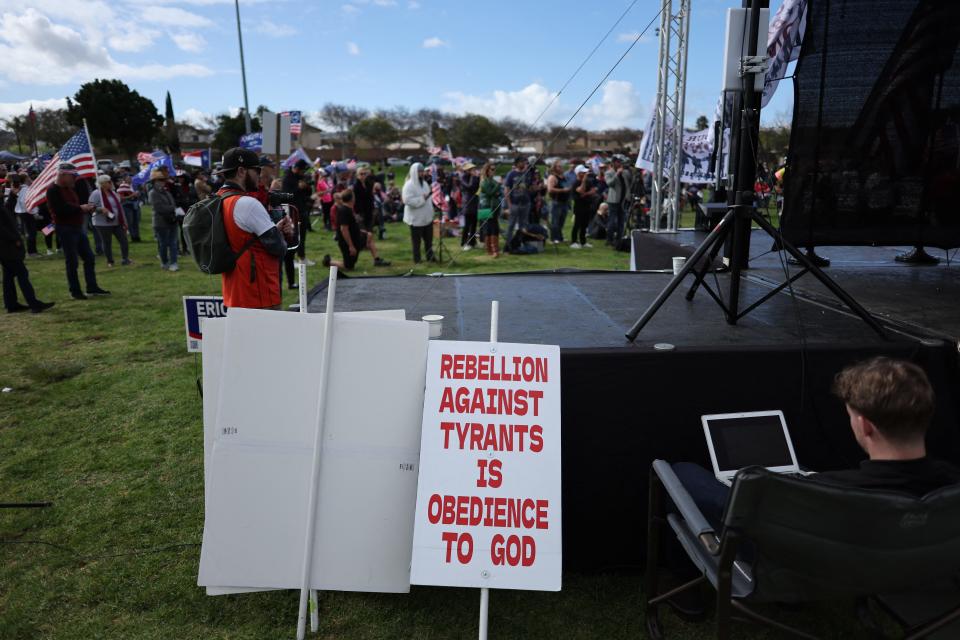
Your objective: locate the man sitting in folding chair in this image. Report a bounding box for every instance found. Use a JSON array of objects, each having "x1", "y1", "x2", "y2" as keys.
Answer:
[{"x1": 646, "y1": 357, "x2": 960, "y2": 639}]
